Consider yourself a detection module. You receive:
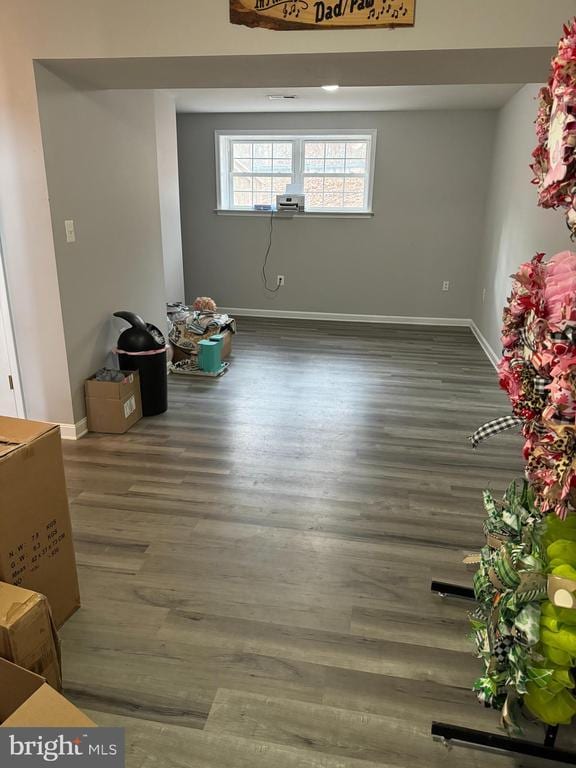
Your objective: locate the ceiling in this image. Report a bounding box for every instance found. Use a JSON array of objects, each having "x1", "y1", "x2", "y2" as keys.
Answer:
[{"x1": 172, "y1": 84, "x2": 522, "y2": 113}]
